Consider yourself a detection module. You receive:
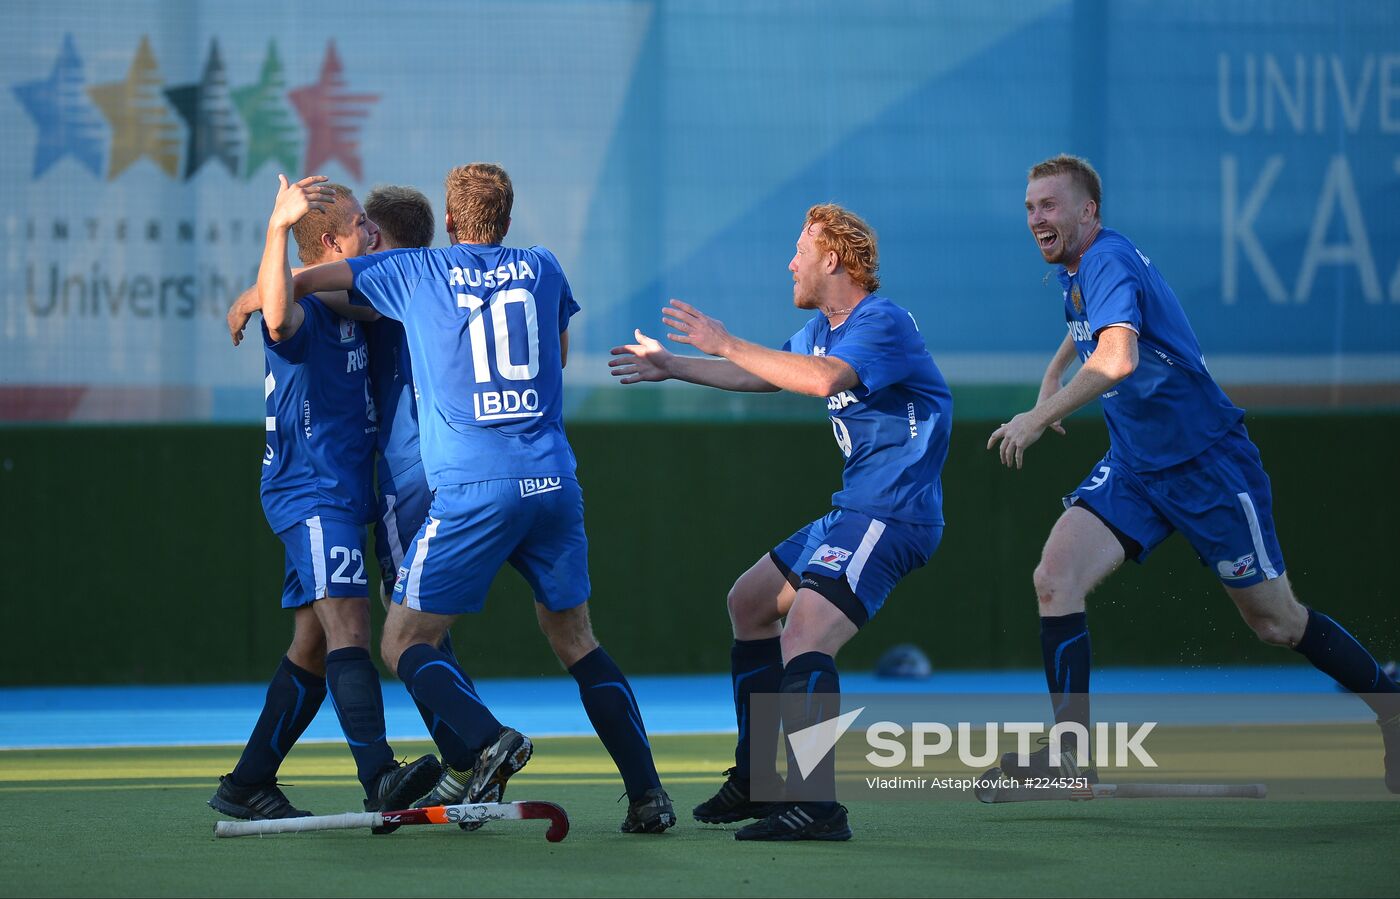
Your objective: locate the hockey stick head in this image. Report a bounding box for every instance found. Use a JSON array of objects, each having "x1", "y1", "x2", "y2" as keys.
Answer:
[{"x1": 516, "y1": 800, "x2": 570, "y2": 842}]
